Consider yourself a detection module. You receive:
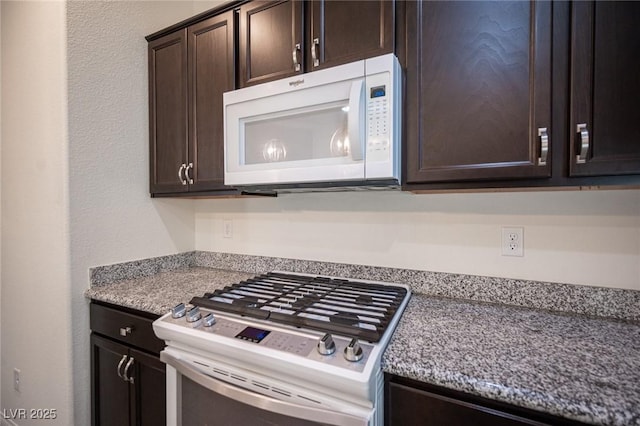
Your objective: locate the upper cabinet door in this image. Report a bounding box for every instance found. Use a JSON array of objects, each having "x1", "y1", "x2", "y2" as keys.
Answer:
[
  {"x1": 405, "y1": 1, "x2": 552, "y2": 184},
  {"x1": 308, "y1": 0, "x2": 393, "y2": 71},
  {"x1": 238, "y1": 0, "x2": 304, "y2": 88},
  {"x1": 148, "y1": 30, "x2": 189, "y2": 194},
  {"x1": 188, "y1": 12, "x2": 236, "y2": 192},
  {"x1": 569, "y1": 2, "x2": 640, "y2": 177}
]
